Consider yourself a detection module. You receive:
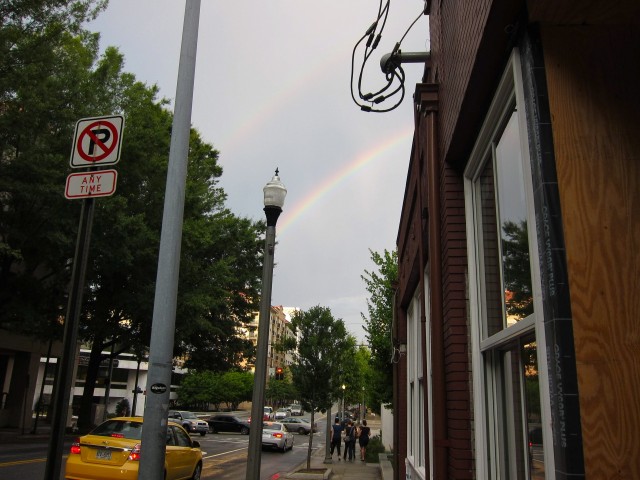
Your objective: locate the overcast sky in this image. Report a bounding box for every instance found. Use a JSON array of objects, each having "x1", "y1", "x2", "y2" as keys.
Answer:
[{"x1": 88, "y1": 1, "x2": 430, "y2": 344}]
